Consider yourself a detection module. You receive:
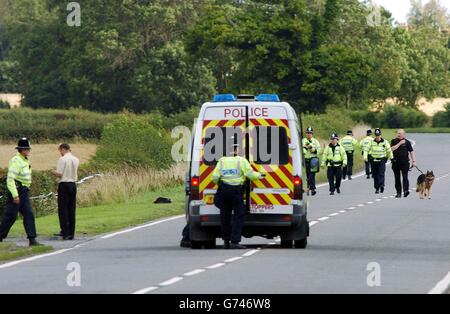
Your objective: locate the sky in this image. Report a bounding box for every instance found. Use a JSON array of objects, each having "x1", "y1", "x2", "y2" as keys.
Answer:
[{"x1": 372, "y1": 0, "x2": 450, "y2": 23}]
